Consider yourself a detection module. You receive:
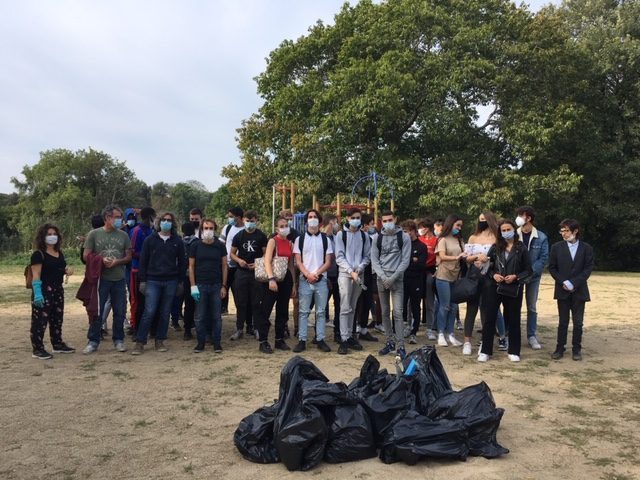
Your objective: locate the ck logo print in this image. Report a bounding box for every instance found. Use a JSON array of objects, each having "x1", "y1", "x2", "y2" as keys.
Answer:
[{"x1": 243, "y1": 240, "x2": 256, "y2": 252}]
